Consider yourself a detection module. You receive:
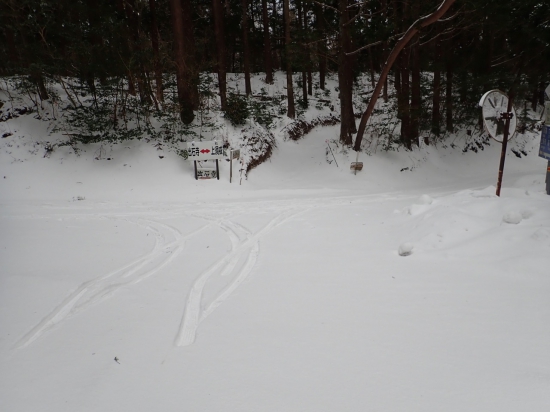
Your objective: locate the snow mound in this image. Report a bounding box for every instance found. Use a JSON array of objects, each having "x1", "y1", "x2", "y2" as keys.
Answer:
[
  {"x1": 502, "y1": 211, "x2": 522, "y2": 224},
  {"x1": 417, "y1": 194, "x2": 434, "y2": 205},
  {"x1": 396, "y1": 188, "x2": 549, "y2": 257},
  {"x1": 398, "y1": 242, "x2": 414, "y2": 256}
]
